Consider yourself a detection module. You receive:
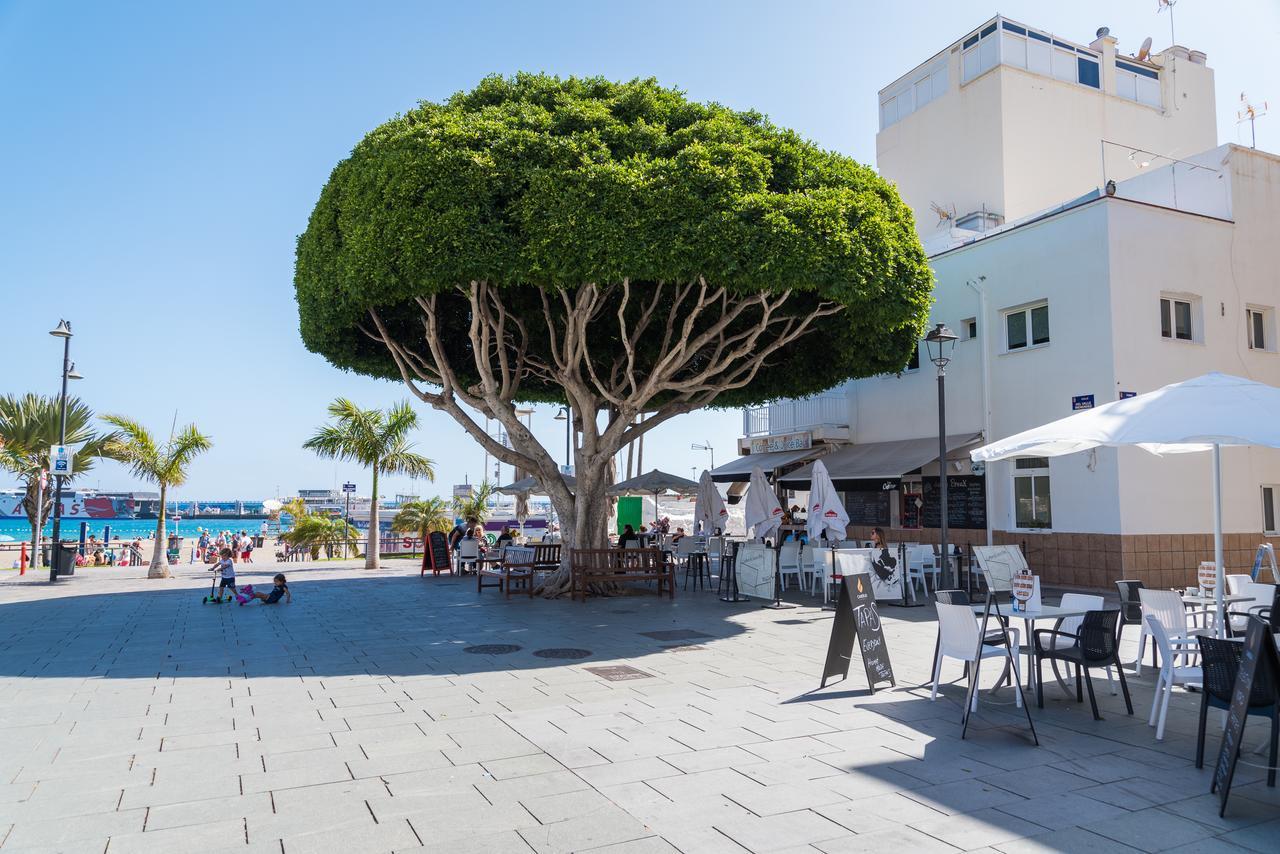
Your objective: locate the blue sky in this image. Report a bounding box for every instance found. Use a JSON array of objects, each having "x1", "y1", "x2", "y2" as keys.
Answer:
[{"x1": 2, "y1": 1, "x2": 1276, "y2": 502}]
